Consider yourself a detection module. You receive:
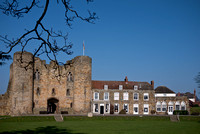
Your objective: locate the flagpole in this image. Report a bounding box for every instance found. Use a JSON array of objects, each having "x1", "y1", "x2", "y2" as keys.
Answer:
[{"x1": 83, "y1": 41, "x2": 85, "y2": 56}]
